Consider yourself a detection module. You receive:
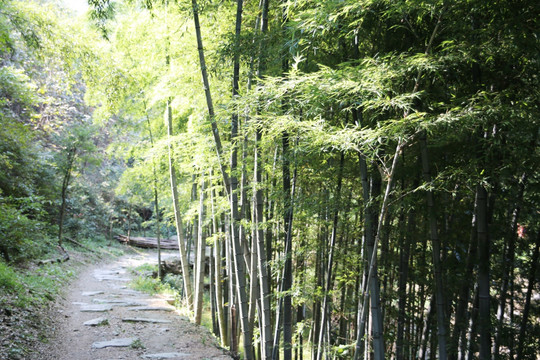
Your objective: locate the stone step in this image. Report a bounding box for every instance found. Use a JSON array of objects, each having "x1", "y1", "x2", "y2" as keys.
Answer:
[
  {"x1": 141, "y1": 352, "x2": 190, "y2": 359},
  {"x1": 80, "y1": 304, "x2": 113, "y2": 312},
  {"x1": 83, "y1": 317, "x2": 109, "y2": 326},
  {"x1": 91, "y1": 337, "x2": 139, "y2": 349},
  {"x1": 128, "y1": 306, "x2": 175, "y2": 312},
  {"x1": 122, "y1": 317, "x2": 172, "y2": 324}
]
